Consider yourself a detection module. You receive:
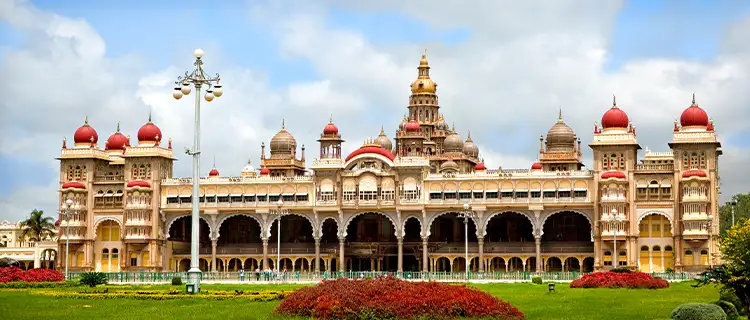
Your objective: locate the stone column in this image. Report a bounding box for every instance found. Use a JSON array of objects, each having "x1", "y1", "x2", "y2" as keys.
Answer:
[
  {"x1": 262, "y1": 239, "x2": 269, "y2": 269},
  {"x1": 397, "y1": 237, "x2": 404, "y2": 273},
  {"x1": 314, "y1": 237, "x2": 321, "y2": 272},
  {"x1": 478, "y1": 239, "x2": 485, "y2": 272},
  {"x1": 535, "y1": 236, "x2": 542, "y2": 272},
  {"x1": 338, "y1": 237, "x2": 345, "y2": 271},
  {"x1": 593, "y1": 236, "x2": 602, "y2": 270},
  {"x1": 211, "y1": 239, "x2": 217, "y2": 272},
  {"x1": 422, "y1": 237, "x2": 429, "y2": 272}
]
